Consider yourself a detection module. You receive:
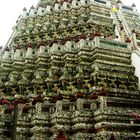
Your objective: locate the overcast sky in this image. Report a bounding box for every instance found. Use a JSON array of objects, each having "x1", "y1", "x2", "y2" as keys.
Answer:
[{"x1": 0, "y1": 0, "x2": 139, "y2": 47}]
